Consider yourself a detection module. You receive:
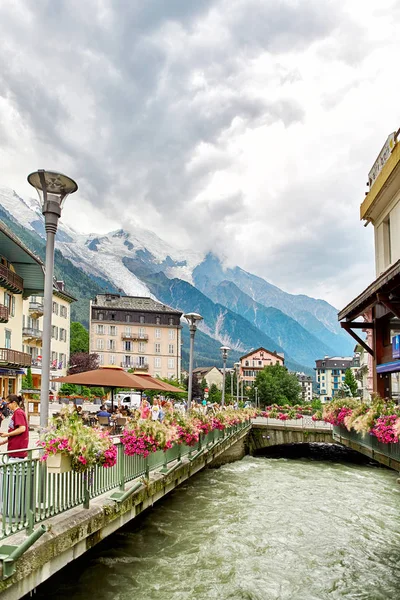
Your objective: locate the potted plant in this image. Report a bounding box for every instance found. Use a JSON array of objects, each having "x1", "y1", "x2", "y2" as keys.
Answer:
[{"x1": 38, "y1": 406, "x2": 117, "y2": 473}]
